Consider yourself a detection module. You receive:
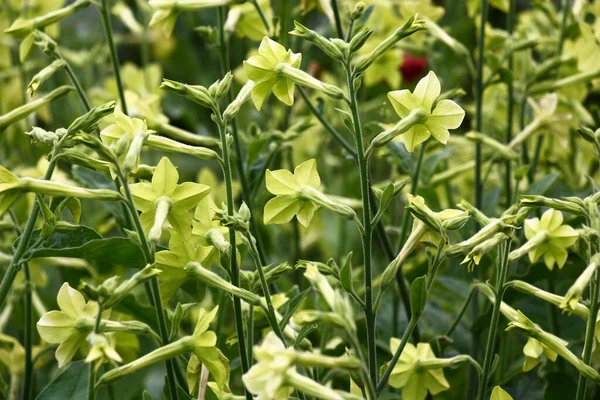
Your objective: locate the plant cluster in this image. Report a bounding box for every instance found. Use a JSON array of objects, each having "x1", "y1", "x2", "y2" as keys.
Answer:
[{"x1": 2, "y1": 0, "x2": 600, "y2": 399}]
